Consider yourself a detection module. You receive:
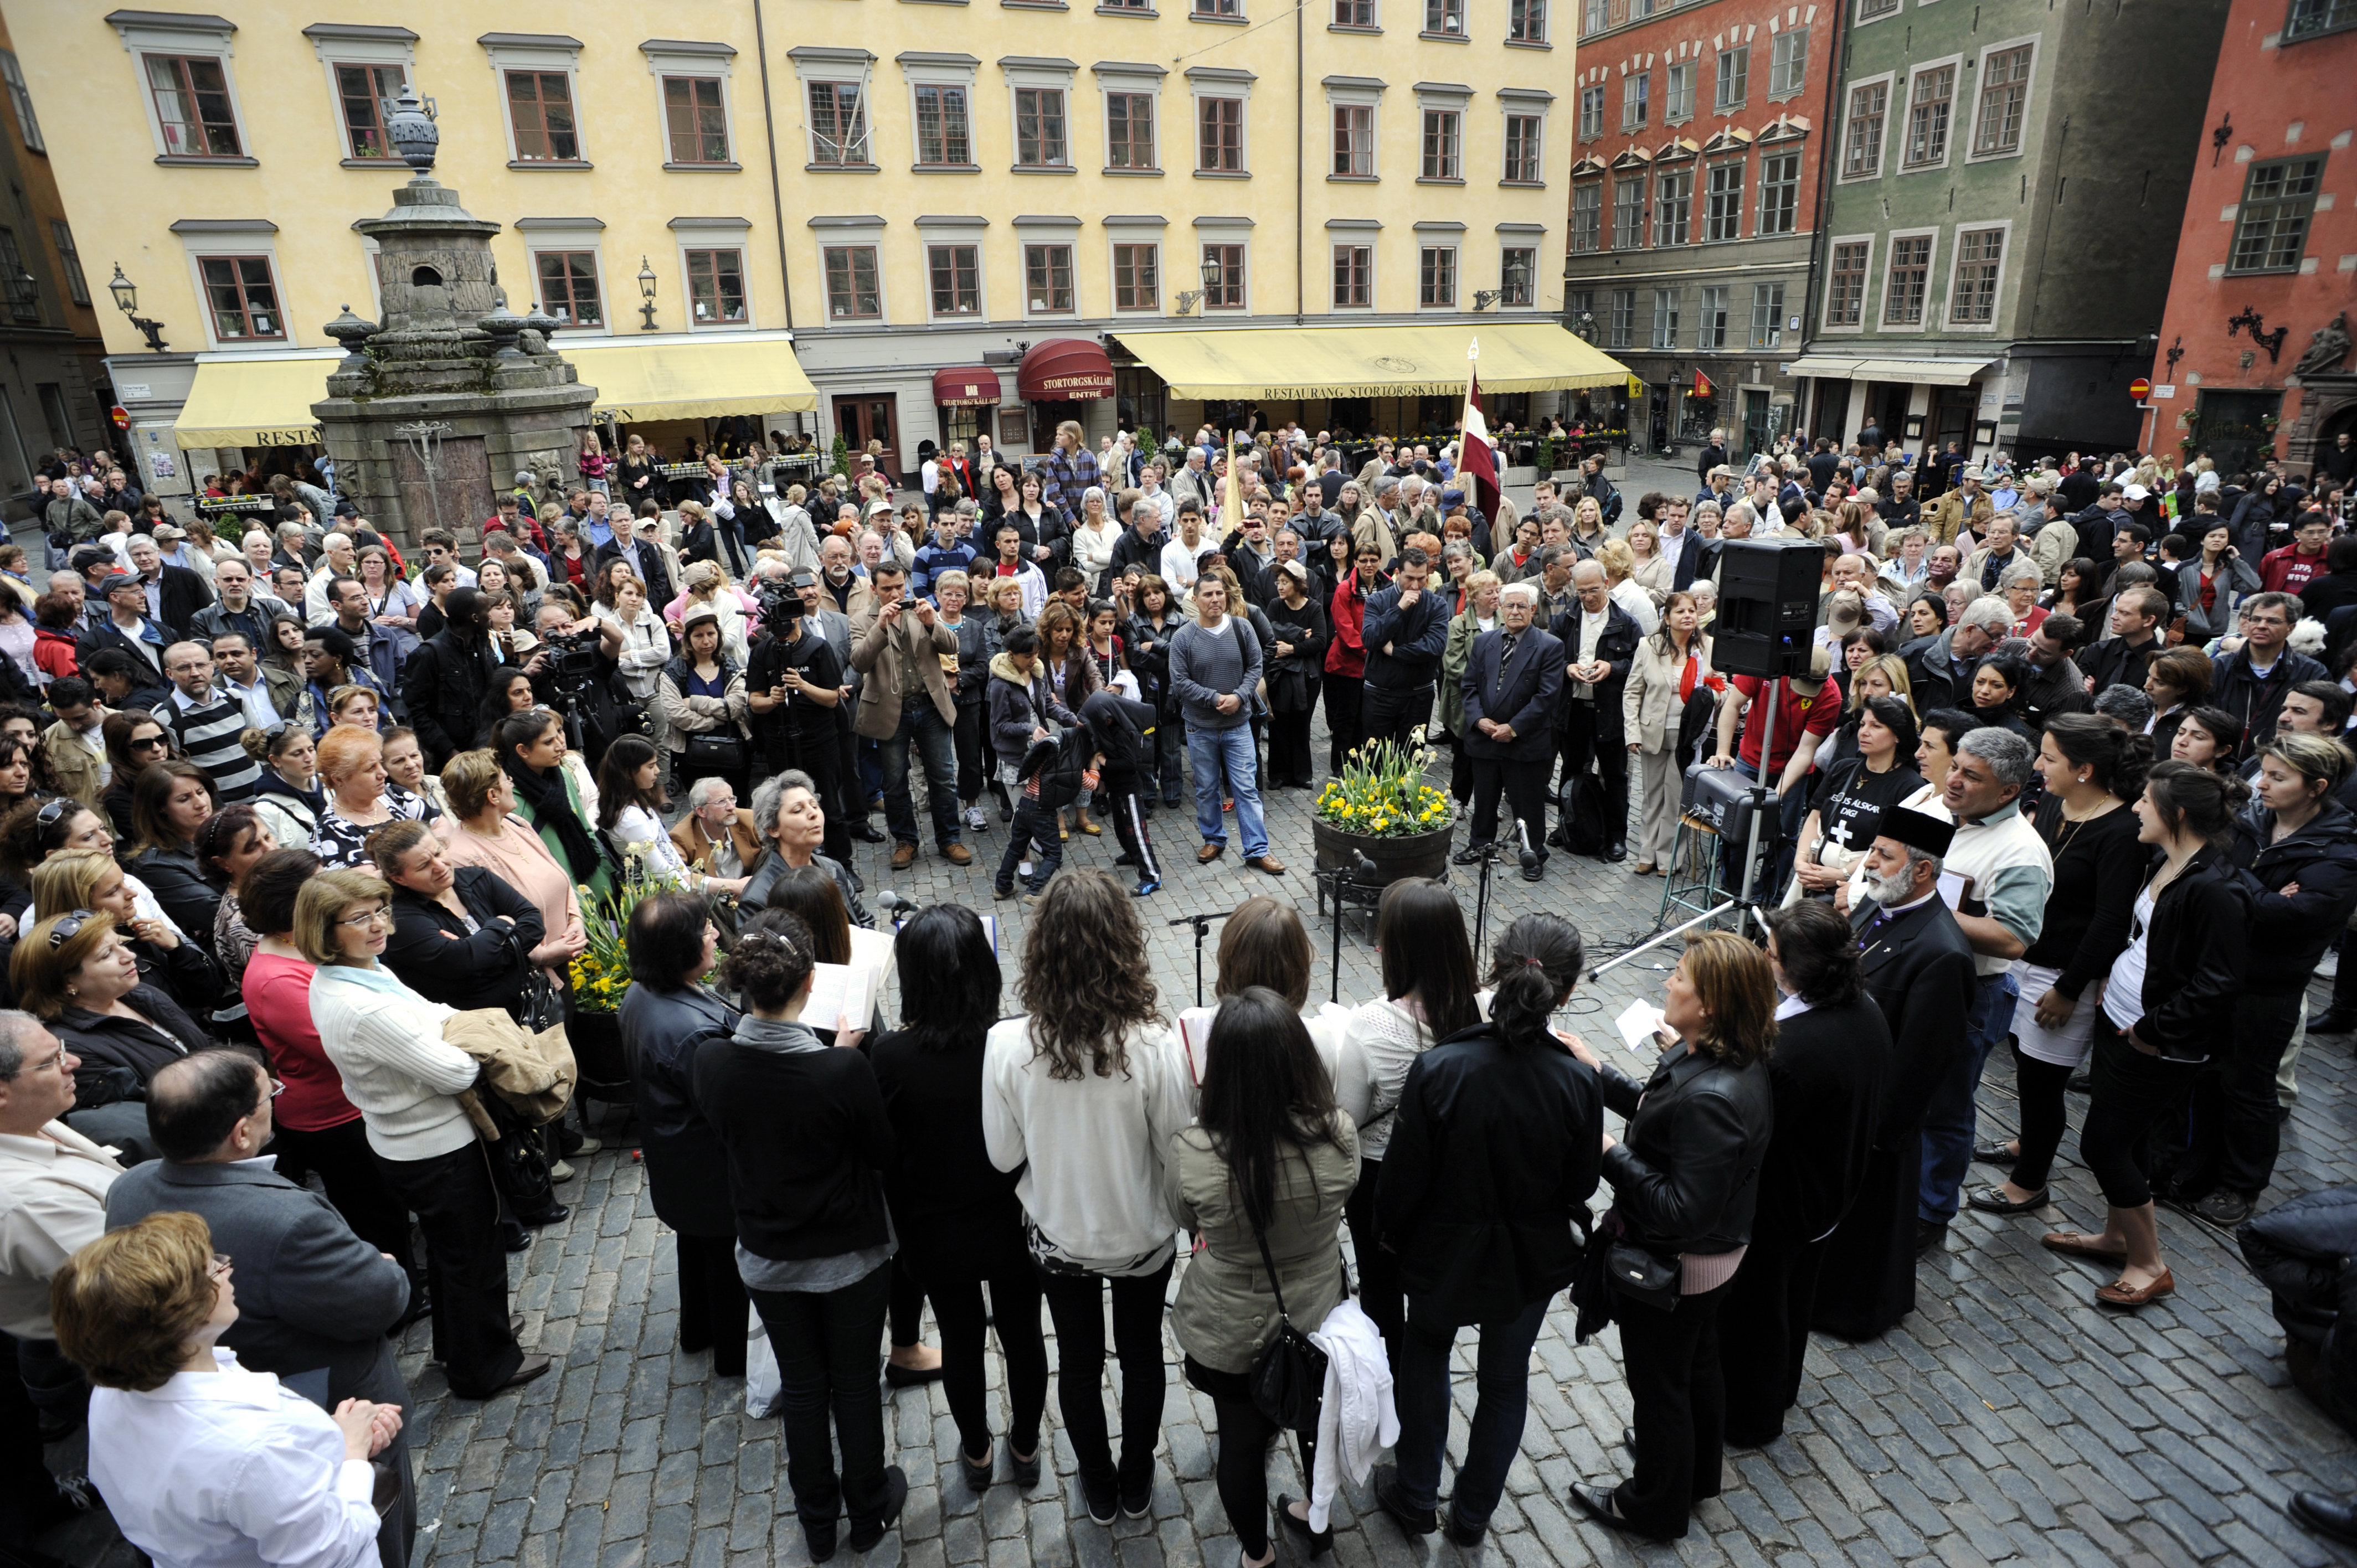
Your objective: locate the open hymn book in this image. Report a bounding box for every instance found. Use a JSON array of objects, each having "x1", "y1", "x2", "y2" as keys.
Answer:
[{"x1": 804, "y1": 924, "x2": 899, "y2": 1035}]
